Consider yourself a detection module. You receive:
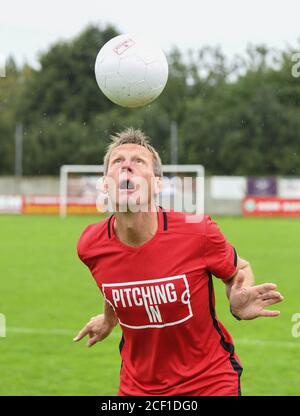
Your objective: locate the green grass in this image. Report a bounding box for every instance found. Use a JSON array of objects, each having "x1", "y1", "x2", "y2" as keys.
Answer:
[{"x1": 0, "y1": 215, "x2": 299, "y2": 396}]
